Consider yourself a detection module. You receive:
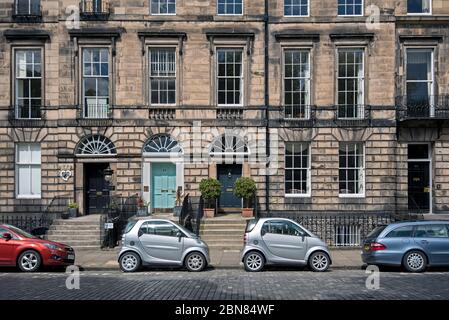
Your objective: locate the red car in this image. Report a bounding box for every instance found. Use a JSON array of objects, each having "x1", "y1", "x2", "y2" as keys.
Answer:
[{"x1": 0, "y1": 224, "x2": 75, "y2": 272}]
